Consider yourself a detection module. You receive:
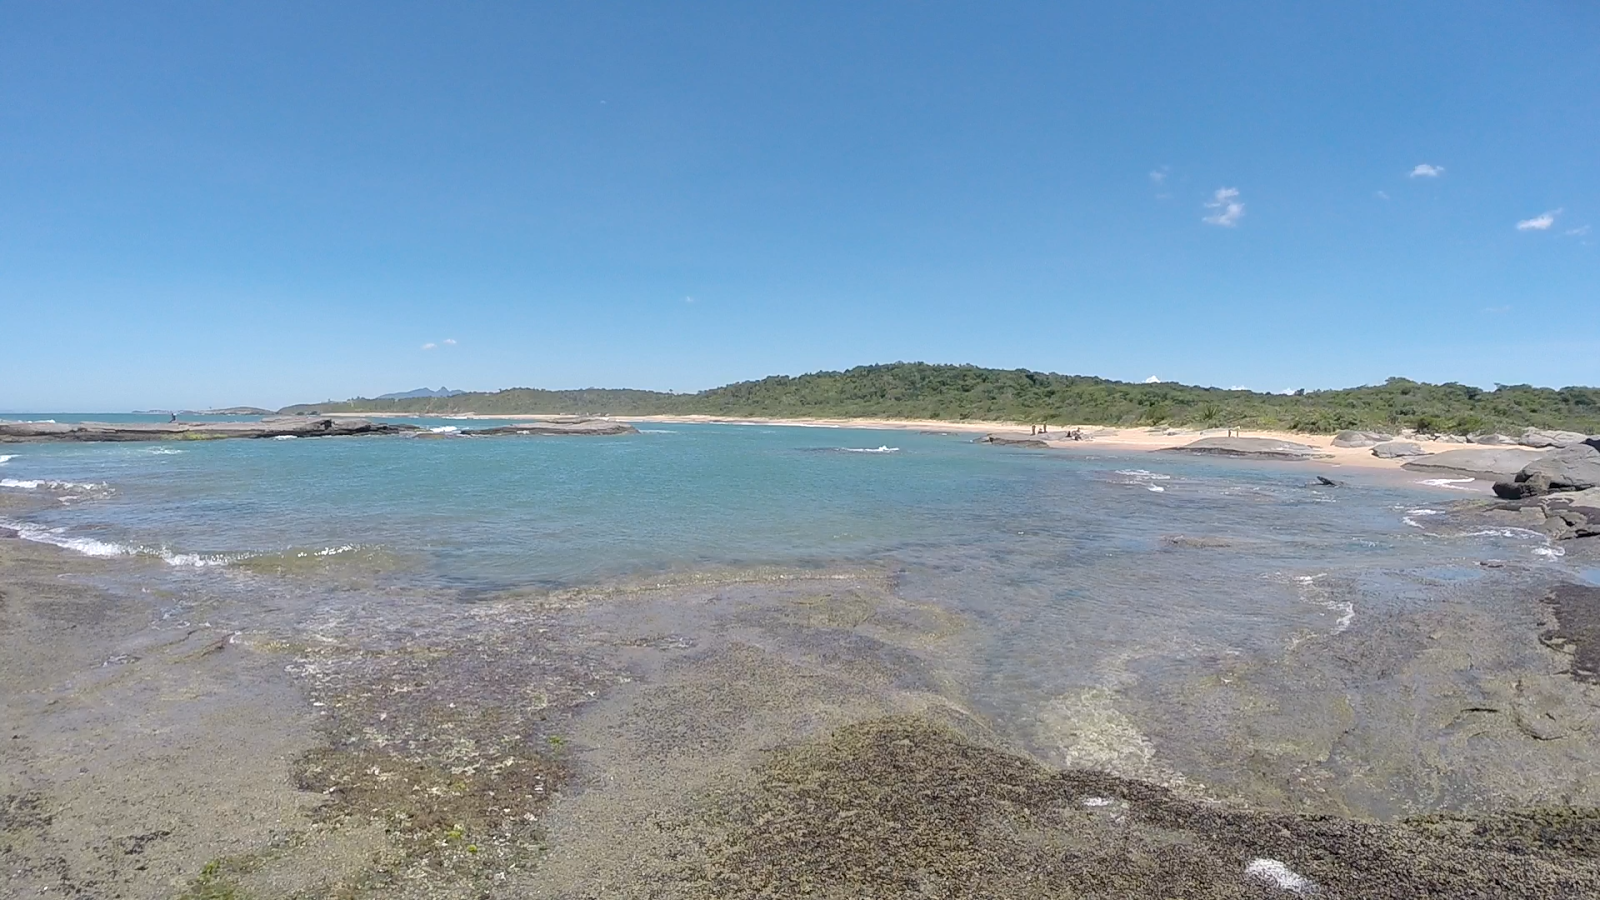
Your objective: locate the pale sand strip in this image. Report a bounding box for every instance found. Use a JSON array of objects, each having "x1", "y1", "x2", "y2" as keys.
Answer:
[{"x1": 320, "y1": 411, "x2": 1474, "y2": 473}]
